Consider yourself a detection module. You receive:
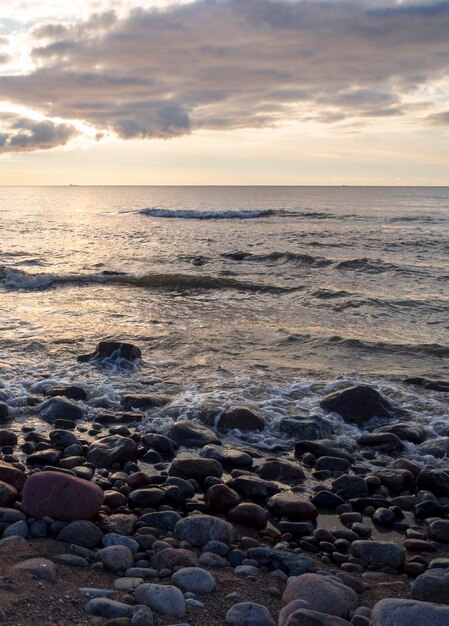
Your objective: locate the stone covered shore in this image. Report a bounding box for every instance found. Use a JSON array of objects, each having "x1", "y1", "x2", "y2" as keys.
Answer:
[{"x1": 0, "y1": 342, "x2": 448, "y2": 625}]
